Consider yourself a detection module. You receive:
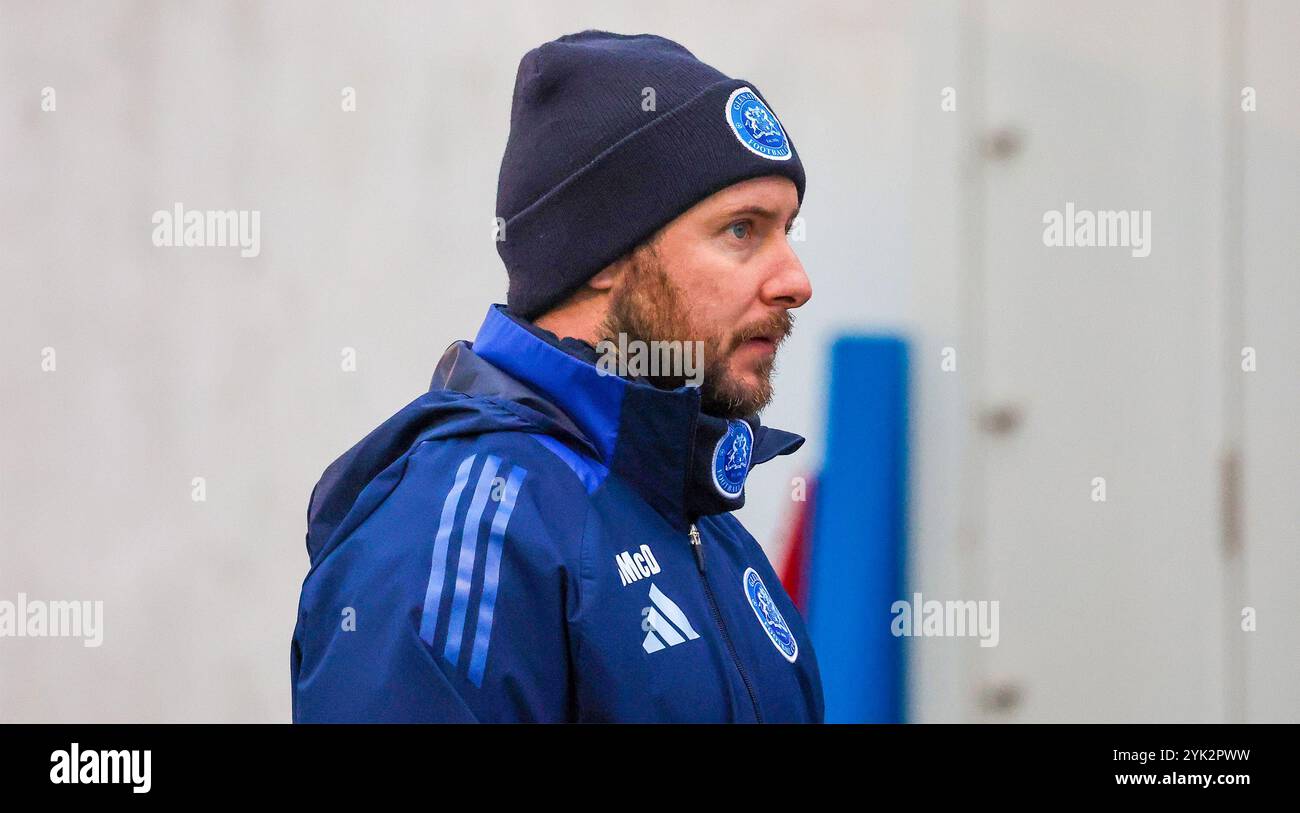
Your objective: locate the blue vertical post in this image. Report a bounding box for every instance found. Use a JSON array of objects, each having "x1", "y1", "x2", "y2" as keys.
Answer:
[{"x1": 806, "y1": 336, "x2": 909, "y2": 723}]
